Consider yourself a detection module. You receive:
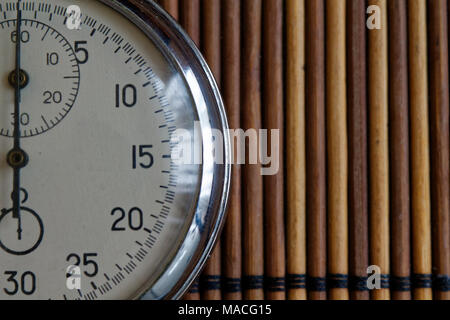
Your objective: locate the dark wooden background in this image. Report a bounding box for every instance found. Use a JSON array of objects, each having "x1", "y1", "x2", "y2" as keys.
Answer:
[{"x1": 156, "y1": 0, "x2": 450, "y2": 301}]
